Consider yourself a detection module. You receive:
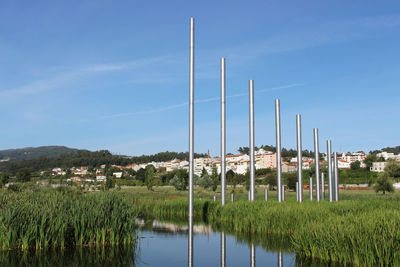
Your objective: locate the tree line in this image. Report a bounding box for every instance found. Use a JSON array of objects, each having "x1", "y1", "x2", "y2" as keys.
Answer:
[{"x1": 0, "y1": 150, "x2": 207, "y2": 175}]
